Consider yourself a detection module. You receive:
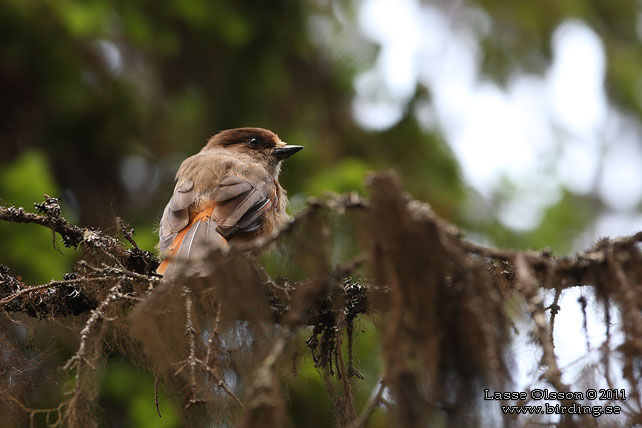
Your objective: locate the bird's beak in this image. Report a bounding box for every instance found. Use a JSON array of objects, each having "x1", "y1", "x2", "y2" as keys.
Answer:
[{"x1": 272, "y1": 145, "x2": 303, "y2": 160}]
